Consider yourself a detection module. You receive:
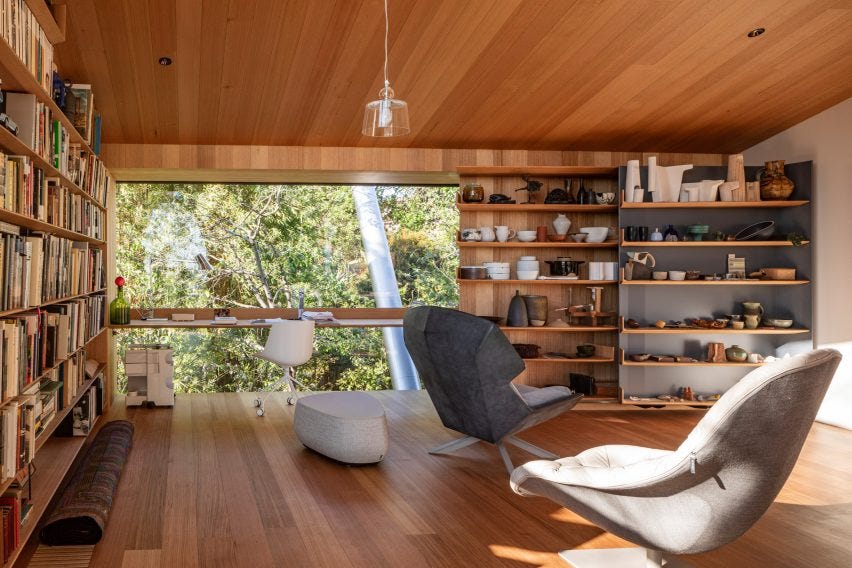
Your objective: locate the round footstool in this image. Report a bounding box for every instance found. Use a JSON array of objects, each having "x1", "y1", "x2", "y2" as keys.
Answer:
[{"x1": 293, "y1": 392, "x2": 388, "y2": 464}]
